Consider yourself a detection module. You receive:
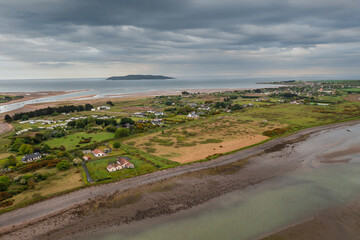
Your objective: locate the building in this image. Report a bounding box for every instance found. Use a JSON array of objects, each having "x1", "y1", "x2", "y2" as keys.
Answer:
[
  {"x1": 106, "y1": 157, "x2": 135, "y2": 172},
  {"x1": 97, "y1": 106, "x2": 111, "y2": 110},
  {"x1": 187, "y1": 111, "x2": 199, "y2": 119},
  {"x1": 92, "y1": 149, "x2": 106, "y2": 158},
  {"x1": 106, "y1": 164, "x2": 117, "y2": 172},
  {"x1": 117, "y1": 157, "x2": 135, "y2": 168},
  {"x1": 83, "y1": 156, "x2": 91, "y2": 161},
  {"x1": 21, "y1": 152, "x2": 42, "y2": 163}
]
